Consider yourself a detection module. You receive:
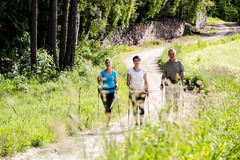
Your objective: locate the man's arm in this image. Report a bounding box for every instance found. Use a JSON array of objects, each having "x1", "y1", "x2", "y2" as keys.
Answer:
[
  {"x1": 180, "y1": 72, "x2": 185, "y2": 78},
  {"x1": 160, "y1": 73, "x2": 166, "y2": 90},
  {"x1": 180, "y1": 61, "x2": 185, "y2": 78}
]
